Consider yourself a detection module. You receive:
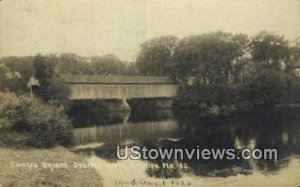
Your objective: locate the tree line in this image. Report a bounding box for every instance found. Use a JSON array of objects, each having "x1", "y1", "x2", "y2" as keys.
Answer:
[
  {"x1": 136, "y1": 31, "x2": 300, "y2": 110},
  {"x1": 0, "y1": 53, "x2": 139, "y2": 92},
  {"x1": 1, "y1": 30, "x2": 300, "y2": 109},
  {"x1": 136, "y1": 31, "x2": 299, "y2": 82}
]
